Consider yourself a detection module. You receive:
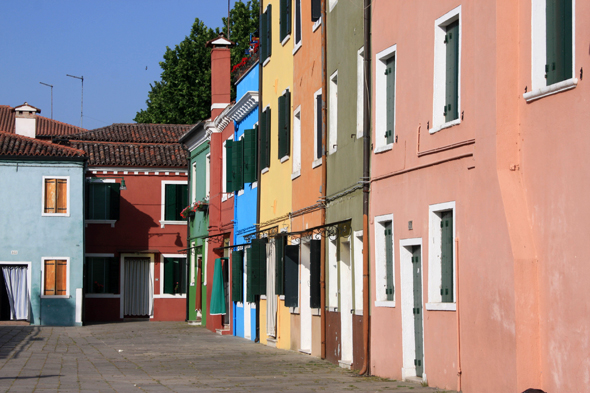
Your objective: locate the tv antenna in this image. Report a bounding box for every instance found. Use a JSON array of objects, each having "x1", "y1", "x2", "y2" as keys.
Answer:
[
  {"x1": 66, "y1": 74, "x2": 84, "y2": 128},
  {"x1": 39, "y1": 82, "x2": 53, "y2": 119}
]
